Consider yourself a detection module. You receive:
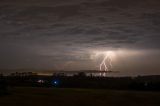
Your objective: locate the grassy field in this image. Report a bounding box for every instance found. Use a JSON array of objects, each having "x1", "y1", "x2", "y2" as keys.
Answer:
[{"x1": 0, "y1": 87, "x2": 160, "y2": 106}]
